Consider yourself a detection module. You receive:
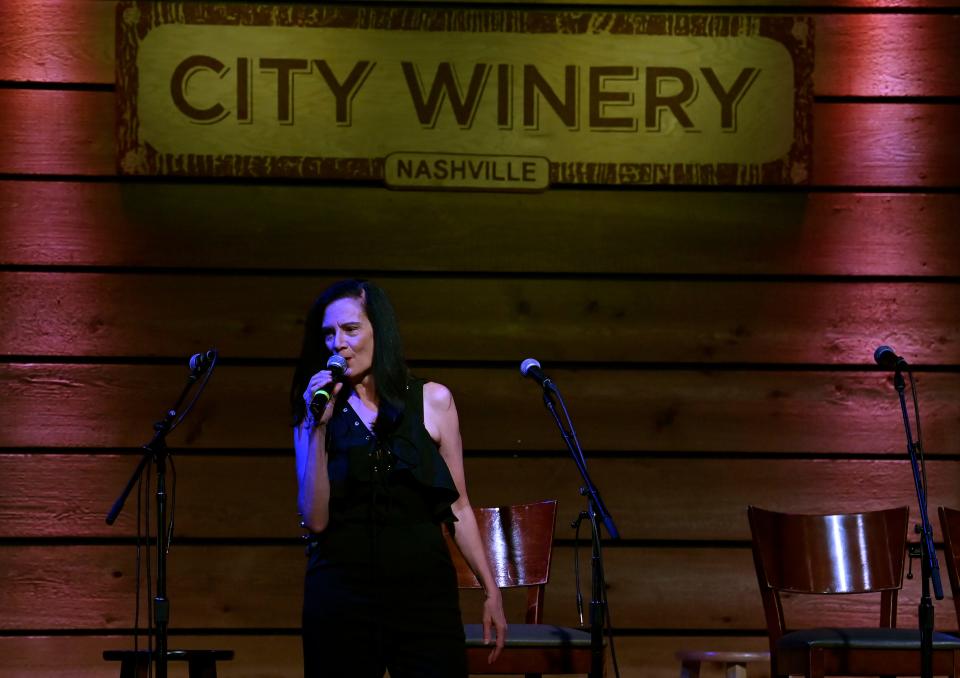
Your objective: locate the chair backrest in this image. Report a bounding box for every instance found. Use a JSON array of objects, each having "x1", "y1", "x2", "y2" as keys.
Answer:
[
  {"x1": 748, "y1": 505, "x2": 910, "y2": 645},
  {"x1": 937, "y1": 506, "x2": 960, "y2": 628},
  {"x1": 445, "y1": 500, "x2": 558, "y2": 624}
]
